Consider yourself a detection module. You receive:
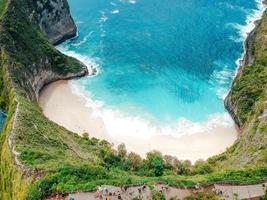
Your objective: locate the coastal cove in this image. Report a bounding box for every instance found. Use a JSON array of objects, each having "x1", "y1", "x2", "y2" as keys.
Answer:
[
  {"x1": 39, "y1": 0, "x2": 265, "y2": 161},
  {"x1": 39, "y1": 80, "x2": 238, "y2": 161}
]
